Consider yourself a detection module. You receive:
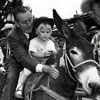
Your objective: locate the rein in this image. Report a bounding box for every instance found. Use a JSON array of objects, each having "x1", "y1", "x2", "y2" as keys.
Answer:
[{"x1": 63, "y1": 49, "x2": 100, "y2": 82}]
